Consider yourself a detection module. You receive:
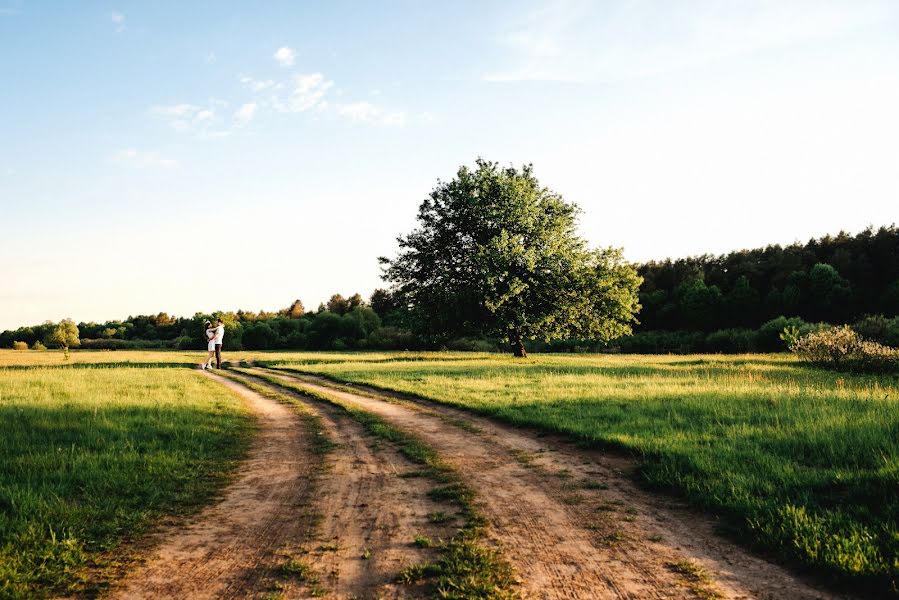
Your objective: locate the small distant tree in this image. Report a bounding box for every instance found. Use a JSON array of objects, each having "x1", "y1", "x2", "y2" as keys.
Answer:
[
  {"x1": 369, "y1": 288, "x2": 395, "y2": 316},
  {"x1": 45, "y1": 319, "x2": 80, "y2": 350},
  {"x1": 380, "y1": 159, "x2": 642, "y2": 357},
  {"x1": 12, "y1": 341, "x2": 28, "y2": 350},
  {"x1": 326, "y1": 294, "x2": 350, "y2": 315},
  {"x1": 282, "y1": 299, "x2": 306, "y2": 319},
  {"x1": 347, "y1": 293, "x2": 365, "y2": 311}
]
